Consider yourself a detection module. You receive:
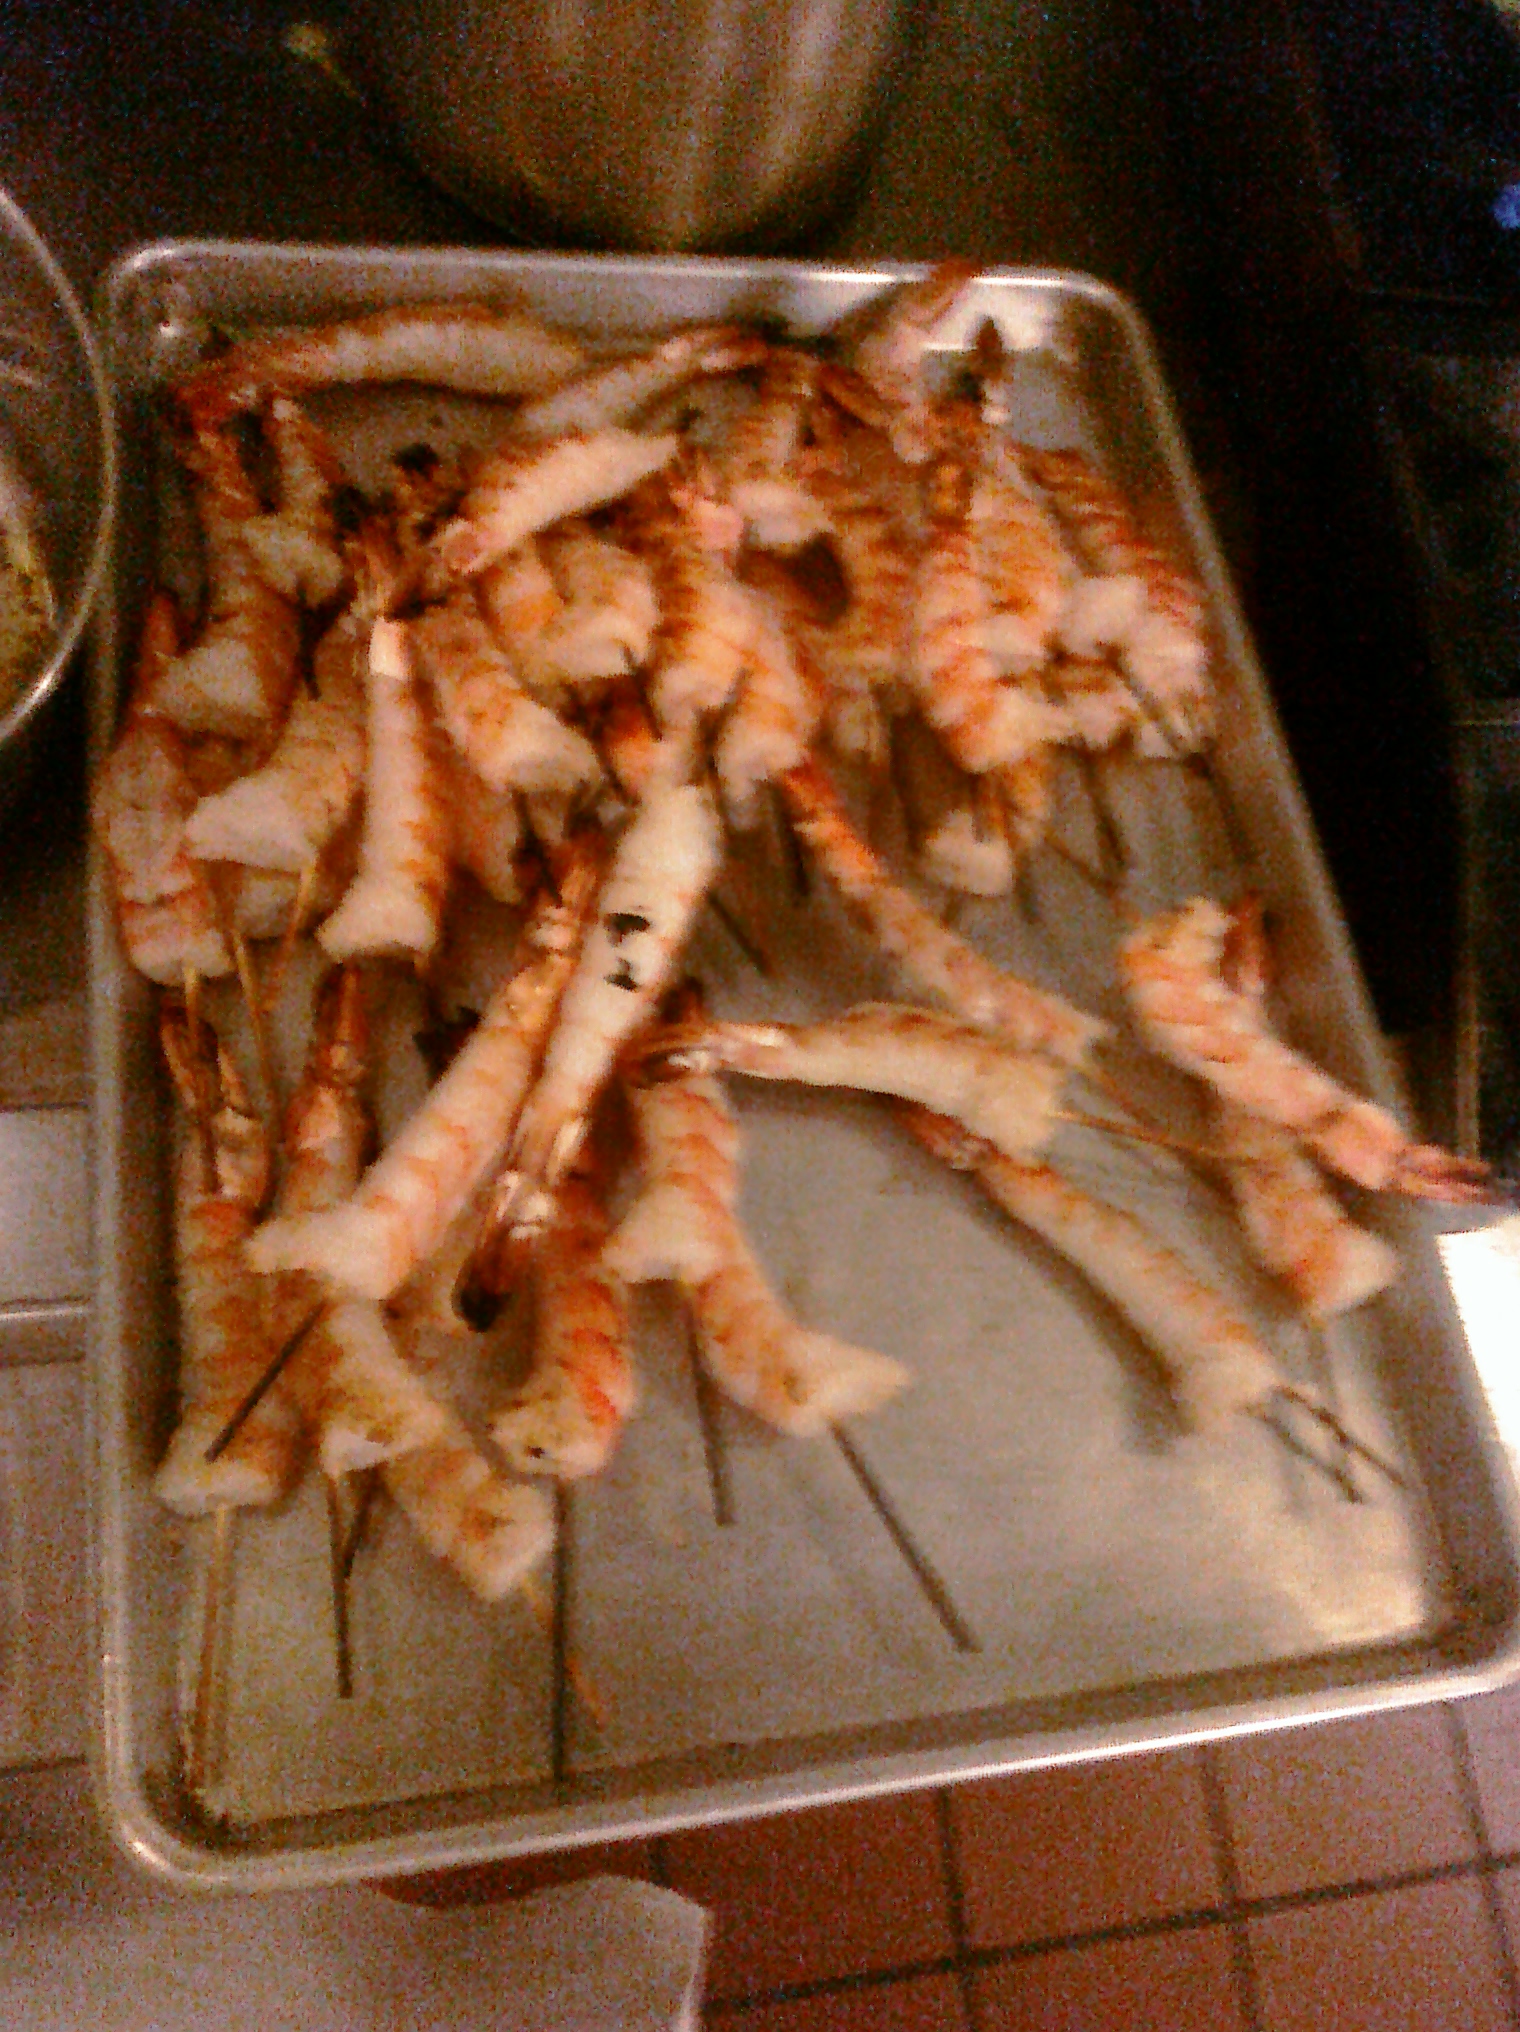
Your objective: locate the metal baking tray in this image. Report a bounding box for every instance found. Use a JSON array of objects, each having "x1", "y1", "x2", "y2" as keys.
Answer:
[{"x1": 89, "y1": 243, "x2": 1520, "y2": 1889}]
